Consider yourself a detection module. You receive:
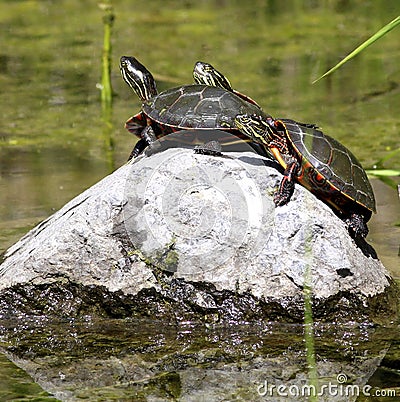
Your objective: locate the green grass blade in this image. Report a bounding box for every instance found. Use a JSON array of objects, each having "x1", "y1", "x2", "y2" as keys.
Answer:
[
  {"x1": 366, "y1": 169, "x2": 400, "y2": 189},
  {"x1": 366, "y1": 169, "x2": 400, "y2": 177},
  {"x1": 373, "y1": 147, "x2": 400, "y2": 167},
  {"x1": 313, "y1": 16, "x2": 400, "y2": 84}
]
